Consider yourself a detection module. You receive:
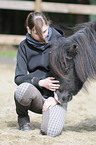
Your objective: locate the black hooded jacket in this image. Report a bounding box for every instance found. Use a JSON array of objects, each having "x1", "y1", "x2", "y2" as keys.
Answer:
[{"x1": 14, "y1": 27, "x2": 65, "y2": 98}]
